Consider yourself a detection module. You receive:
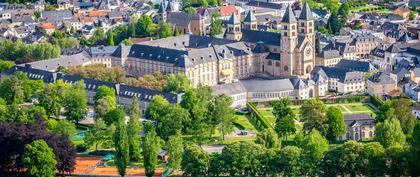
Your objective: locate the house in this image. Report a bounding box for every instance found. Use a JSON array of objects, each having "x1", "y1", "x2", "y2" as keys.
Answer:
[
  {"x1": 366, "y1": 72, "x2": 397, "y2": 96},
  {"x1": 219, "y1": 5, "x2": 240, "y2": 21},
  {"x1": 312, "y1": 66, "x2": 365, "y2": 93},
  {"x1": 339, "y1": 114, "x2": 375, "y2": 141},
  {"x1": 393, "y1": 5, "x2": 410, "y2": 20},
  {"x1": 315, "y1": 49, "x2": 341, "y2": 67},
  {"x1": 335, "y1": 59, "x2": 377, "y2": 72},
  {"x1": 404, "y1": 81, "x2": 420, "y2": 102},
  {"x1": 2, "y1": 65, "x2": 182, "y2": 114},
  {"x1": 410, "y1": 67, "x2": 420, "y2": 84},
  {"x1": 410, "y1": 0, "x2": 420, "y2": 9},
  {"x1": 42, "y1": 22, "x2": 56, "y2": 35}
]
